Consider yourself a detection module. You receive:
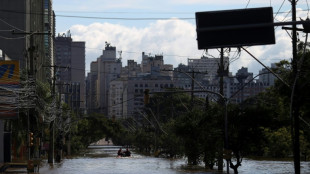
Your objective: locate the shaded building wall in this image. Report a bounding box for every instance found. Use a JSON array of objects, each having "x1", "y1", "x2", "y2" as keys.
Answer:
[
  {"x1": 55, "y1": 35, "x2": 85, "y2": 111},
  {"x1": 71, "y1": 42, "x2": 85, "y2": 109},
  {"x1": 96, "y1": 45, "x2": 122, "y2": 116},
  {"x1": 0, "y1": 0, "x2": 27, "y2": 66},
  {"x1": 0, "y1": 0, "x2": 52, "y2": 84}
]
